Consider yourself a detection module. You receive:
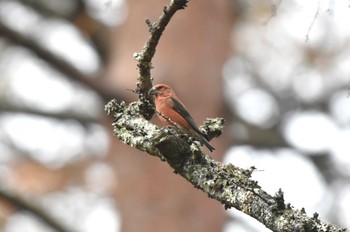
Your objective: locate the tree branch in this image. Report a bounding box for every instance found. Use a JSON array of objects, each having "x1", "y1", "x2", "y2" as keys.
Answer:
[
  {"x1": 133, "y1": 0, "x2": 188, "y2": 119},
  {"x1": 105, "y1": 99, "x2": 345, "y2": 232},
  {"x1": 0, "y1": 21, "x2": 121, "y2": 102},
  {"x1": 0, "y1": 101, "x2": 97, "y2": 124},
  {"x1": 0, "y1": 186, "x2": 72, "y2": 232},
  {"x1": 16, "y1": 0, "x2": 109, "y2": 62},
  {"x1": 105, "y1": 0, "x2": 346, "y2": 231},
  {"x1": 17, "y1": 0, "x2": 76, "y2": 19}
]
